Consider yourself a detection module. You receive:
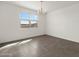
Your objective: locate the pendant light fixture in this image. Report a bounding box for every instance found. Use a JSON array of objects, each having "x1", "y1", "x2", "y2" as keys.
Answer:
[{"x1": 37, "y1": 1, "x2": 44, "y2": 14}]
